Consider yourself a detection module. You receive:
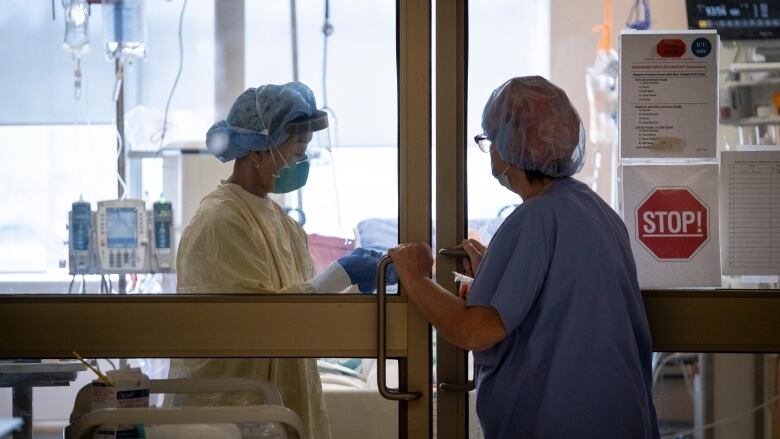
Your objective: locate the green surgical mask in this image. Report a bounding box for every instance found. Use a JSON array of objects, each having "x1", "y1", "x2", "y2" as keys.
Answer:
[{"x1": 272, "y1": 153, "x2": 310, "y2": 194}]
